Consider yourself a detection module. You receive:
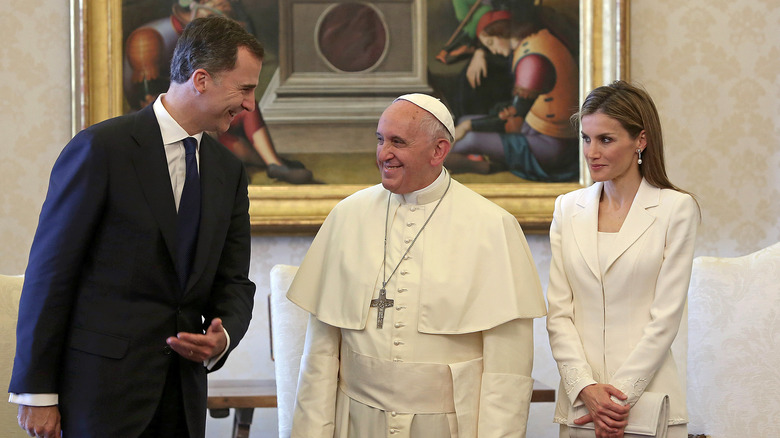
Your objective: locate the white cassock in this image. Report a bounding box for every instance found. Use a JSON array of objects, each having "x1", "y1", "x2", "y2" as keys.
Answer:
[{"x1": 288, "y1": 170, "x2": 547, "y2": 438}]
